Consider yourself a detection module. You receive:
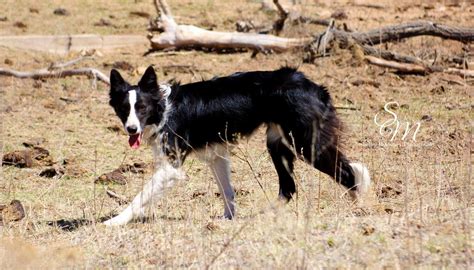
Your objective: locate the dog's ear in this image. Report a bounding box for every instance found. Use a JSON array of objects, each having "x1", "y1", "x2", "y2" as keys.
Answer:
[
  {"x1": 138, "y1": 66, "x2": 158, "y2": 92},
  {"x1": 110, "y1": 69, "x2": 127, "y2": 91}
]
